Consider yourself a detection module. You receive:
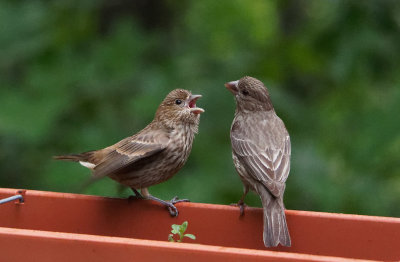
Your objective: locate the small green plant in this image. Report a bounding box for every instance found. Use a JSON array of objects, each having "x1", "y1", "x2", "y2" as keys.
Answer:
[{"x1": 168, "y1": 221, "x2": 196, "y2": 243}]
